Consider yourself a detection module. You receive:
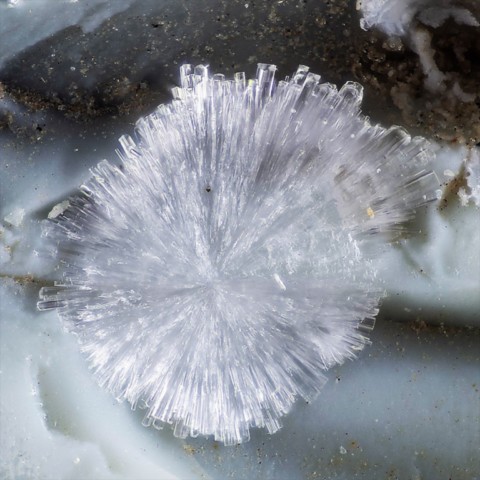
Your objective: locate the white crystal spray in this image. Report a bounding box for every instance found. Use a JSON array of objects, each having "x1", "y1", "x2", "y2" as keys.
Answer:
[{"x1": 38, "y1": 64, "x2": 437, "y2": 445}]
